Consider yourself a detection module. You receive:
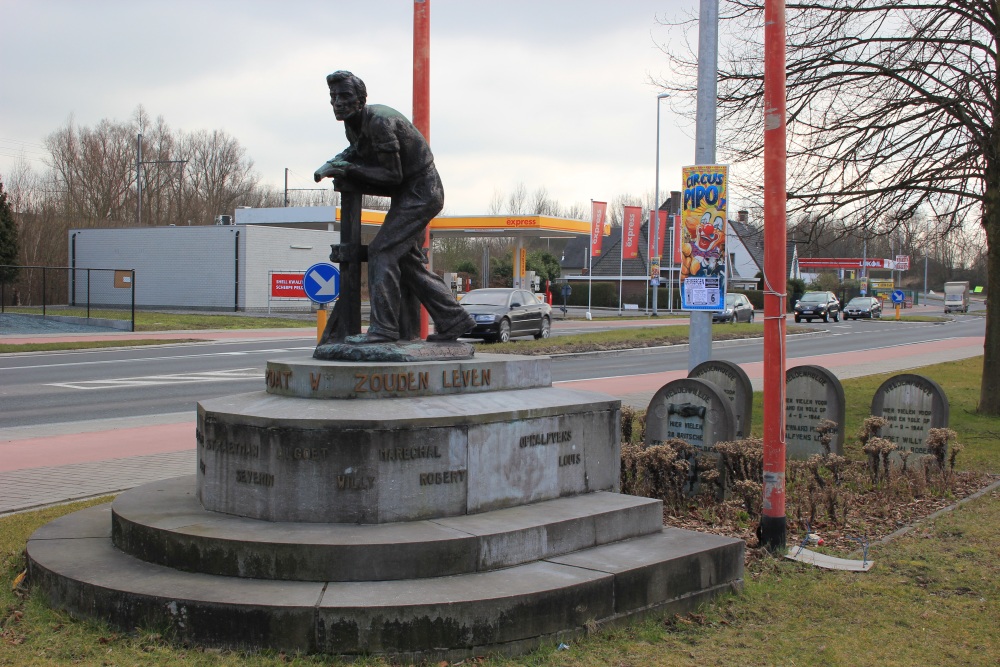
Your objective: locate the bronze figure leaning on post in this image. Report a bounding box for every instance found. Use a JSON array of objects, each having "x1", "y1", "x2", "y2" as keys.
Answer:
[{"x1": 313, "y1": 70, "x2": 474, "y2": 346}]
